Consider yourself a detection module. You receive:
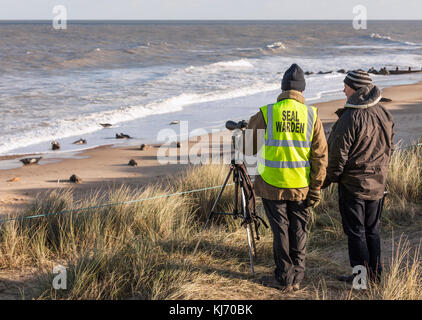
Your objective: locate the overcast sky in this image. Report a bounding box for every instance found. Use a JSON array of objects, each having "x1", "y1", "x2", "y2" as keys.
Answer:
[{"x1": 0, "y1": 0, "x2": 421, "y2": 20}]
